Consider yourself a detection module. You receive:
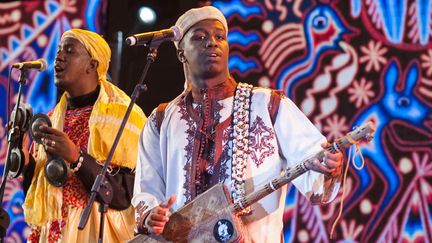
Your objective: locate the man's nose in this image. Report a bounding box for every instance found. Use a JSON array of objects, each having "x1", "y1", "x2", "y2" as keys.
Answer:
[
  {"x1": 55, "y1": 50, "x2": 65, "y2": 61},
  {"x1": 206, "y1": 36, "x2": 218, "y2": 47}
]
